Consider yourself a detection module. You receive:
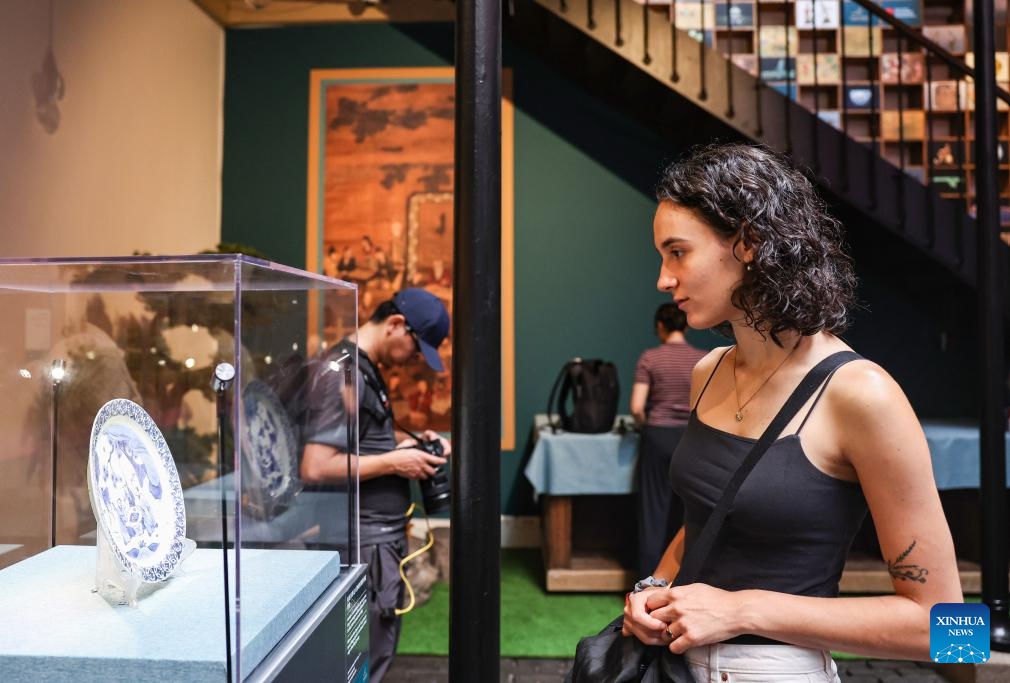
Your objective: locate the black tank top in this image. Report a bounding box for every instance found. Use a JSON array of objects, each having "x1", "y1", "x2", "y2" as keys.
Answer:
[{"x1": 670, "y1": 349, "x2": 868, "y2": 598}]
